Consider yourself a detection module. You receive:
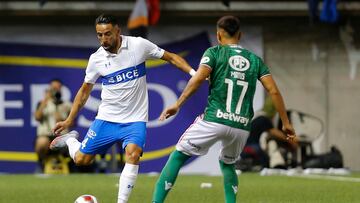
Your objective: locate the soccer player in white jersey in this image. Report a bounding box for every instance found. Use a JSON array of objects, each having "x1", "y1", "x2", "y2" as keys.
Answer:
[{"x1": 50, "y1": 14, "x2": 196, "y2": 203}]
